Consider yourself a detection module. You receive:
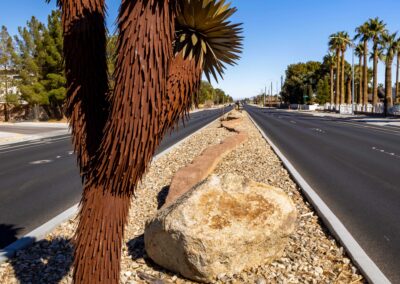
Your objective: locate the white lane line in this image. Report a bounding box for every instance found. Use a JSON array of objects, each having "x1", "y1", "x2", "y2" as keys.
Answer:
[
  {"x1": 290, "y1": 121, "x2": 297, "y2": 124},
  {"x1": 247, "y1": 112, "x2": 391, "y2": 284},
  {"x1": 311, "y1": 128, "x2": 326, "y2": 134},
  {"x1": 336, "y1": 121, "x2": 400, "y2": 136},
  {"x1": 0, "y1": 109, "x2": 231, "y2": 264},
  {"x1": 29, "y1": 160, "x2": 53, "y2": 165},
  {"x1": 372, "y1": 146, "x2": 400, "y2": 159}
]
